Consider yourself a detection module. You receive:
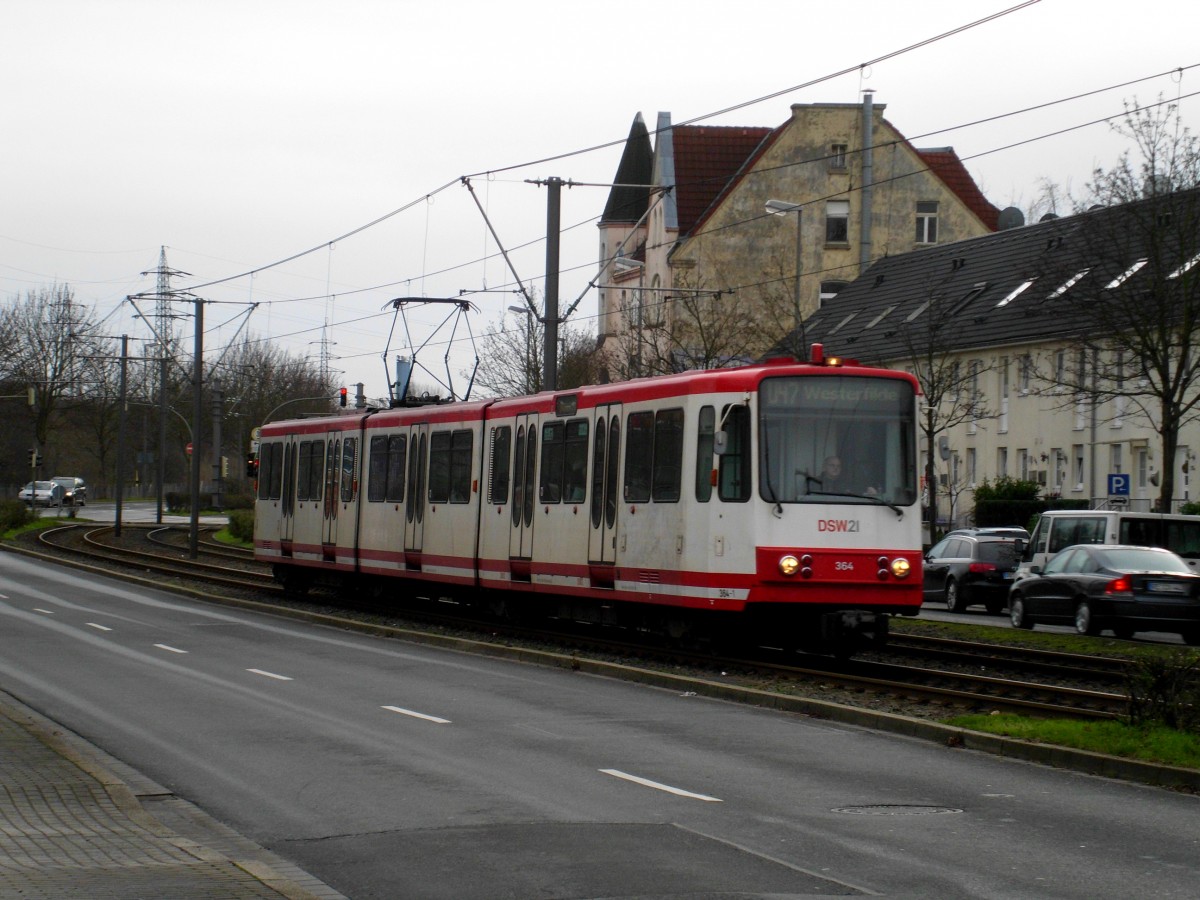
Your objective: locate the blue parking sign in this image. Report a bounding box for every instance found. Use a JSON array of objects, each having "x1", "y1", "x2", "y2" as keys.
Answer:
[{"x1": 1108, "y1": 473, "x2": 1130, "y2": 495}]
